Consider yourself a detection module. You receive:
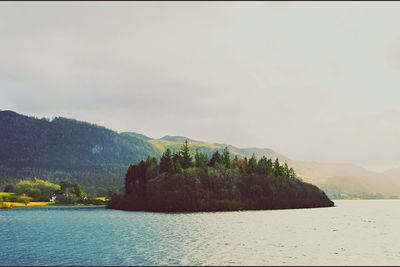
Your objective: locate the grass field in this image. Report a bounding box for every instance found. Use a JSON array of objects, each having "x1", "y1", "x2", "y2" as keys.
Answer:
[
  {"x1": 0, "y1": 192, "x2": 108, "y2": 209},
  {"x1": 0, "y1": 191, "x2": 54, "y2": 209},
  {"x1": 0, "y1": 201, "x2": 54, "y2": 209}
]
